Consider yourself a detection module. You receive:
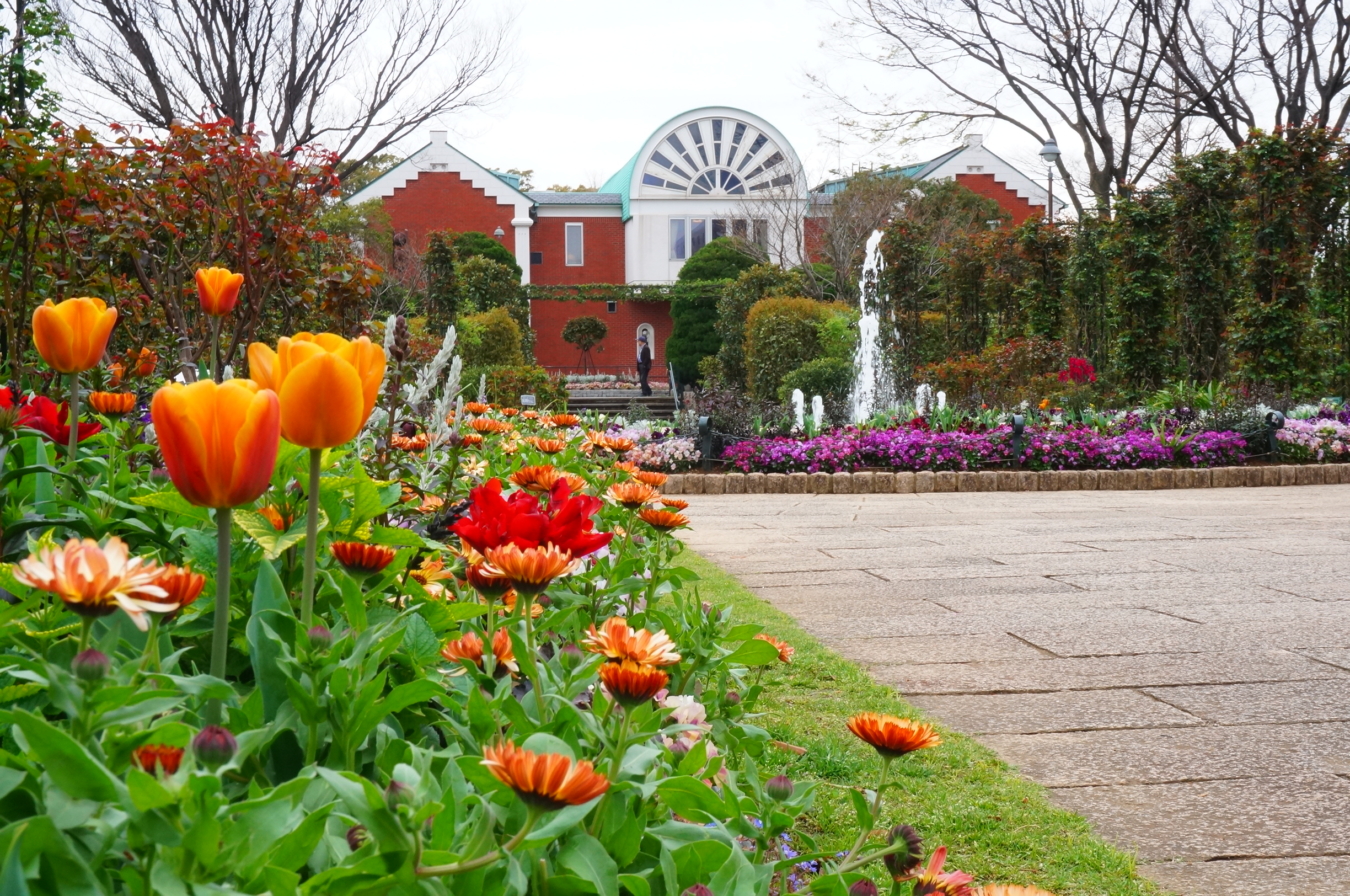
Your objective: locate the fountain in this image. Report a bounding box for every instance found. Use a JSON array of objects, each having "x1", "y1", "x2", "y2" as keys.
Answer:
[
  {"x1": 791, "y1": 389, "x2": 805, "y2": 431},
  {"x1": 811, "y1": 394, "x2": 824, "y2": 431},
  {"x1": 851, "y1": 229, "x2": 895, "y2": 422}
]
